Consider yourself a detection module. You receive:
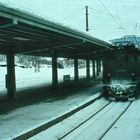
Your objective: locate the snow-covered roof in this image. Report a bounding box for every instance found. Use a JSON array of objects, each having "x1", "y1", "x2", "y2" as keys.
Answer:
[
  {"x1": 0, "y1": 3, "x2": 111, "y2": 45},
  {"x1": 0, "y1": 3, "x2": 113, "y2": 59}
]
